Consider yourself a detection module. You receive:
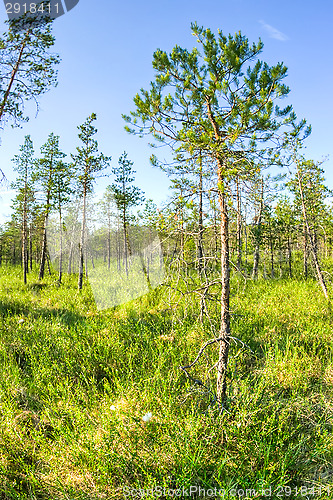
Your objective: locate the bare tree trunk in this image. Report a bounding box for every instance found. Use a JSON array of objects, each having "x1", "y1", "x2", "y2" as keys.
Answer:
[
  {"x1": 216, "y1": 159, "x2": 231, "y2": 407},
  {"x1": 38, "y1": 211, "x2": 49, "y2": 280},
  {"x1": 208, "y1": 192, "x2": 219, "y2": 270},
  {"x1": 268, "y1": 221, "x2": 274, "y2": 278},
  {"x1": 278, "y1": 236, "x2": 283, "y2": 277},
  {"x1": 287, "y1": 235, "x2": 292, "y2": 278},
  {"x1": 236, "y1": 176, "x2": 242, "y2": 271},
  {"x1": 39, "y1": 158, "x2": 53, "y2": 280},
  {"x1": 296, "y1": 160, "x2": 328, "y2": 299},
  {"x1": 179, "y1": 185, "x2": 184, "y2": 268},
  {"x1": 67, "y1": 203, "x2": 80, "y2": 275},
  {"x1": 320, "y1": 225, "x2": 328, "y2": 260},
  {"x1": 252, "y1": 236, "x2": 260, "y2": 279},
  {"x1": 107, "y1": 215, "x2": 111, "y2": 271},
  {"x1": 29, "y1": 224, "x2": 33, "y2": 271},
  {"x1": 46, "y1": 252, "x2": 52, "y2": 276},
  {"x1": 198, "y1": 154, "x2": 205, "y2": 321},
  {"x1": 198, "y1": 153, "x2": 204, "y2": 277},
  {"x1": 85, "y1": 242, "x2": 88, "y2": 279},
  {"x1": 123, "y1": 207, "x2": 129, "y2": 276},
  {"x1": 269, "y1": 241, "x2": 274, "y2": 278},
  {"x1": 205, "y1": 99, "x2": 231, "y2": 406},
  {"x1": 22, "y1": 189, "x2": 28, "y2": 284},
  {"x1": 12, "y1": 241, "x2": 16, "y2": 265},
  {"x1": 303, "y1": 225, "x2": 308, "y2": 278},
  {"x1": 244, "y1": 203, "x2": 248, "y2": 273},
  {"x1": 58, "y1": 205, "x2": 63, "y2": 284},
  {"x1": 116, "y1": 217, "x2": 121, "y2": 272},
  {"x1": 78, "y1": 190, "x2": 87, "y2": 290},
  {"x1": 252, "y1": 178, "x2": 264, "y2": 280},
  {"x1": 68, "y1": 244, "x2": 73, "y2": 274}
]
